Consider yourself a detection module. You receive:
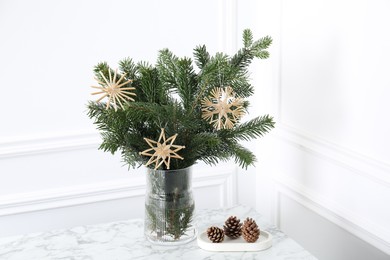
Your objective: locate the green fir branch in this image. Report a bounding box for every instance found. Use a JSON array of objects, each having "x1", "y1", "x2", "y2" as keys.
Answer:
[
  {"x1": 175, "y1": 57, "x2": 198, "y2": 109},
  {"x1": 221, "y1": 115, "x2": 275, "y2": 141},
  {"x1": 230, "y1": 30, "x2": 272, "y2": 70},
  {"x1": 228, "y1": 142, "x2": 257, "y2": 169},
  {"x1": 87, "y1": 29, "x2": 274, "y2": 170},
  {"x1": 243, "y1": 29, "x2": 254, "y2": 48},
  {"x1": 193, "y1": 45, "x2": 210, "y2": 69},
  {"x1": 157, "y1": 48, "x2": 178, "y2": 87},
  {"x1": 119, "y1": 58, "x2": 138, "y2": 79}
]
